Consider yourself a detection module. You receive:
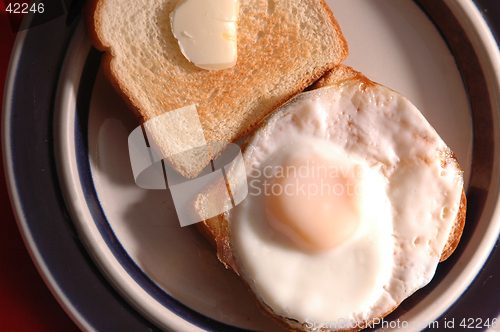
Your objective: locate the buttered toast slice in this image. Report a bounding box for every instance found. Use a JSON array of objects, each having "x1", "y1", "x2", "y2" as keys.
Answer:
[
  {"x1": 84, "y1": 0, "x2": 348, "y2": 178},
  {"x1": 193, "y1": 65, "x2": 466, "y2": 332}
]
